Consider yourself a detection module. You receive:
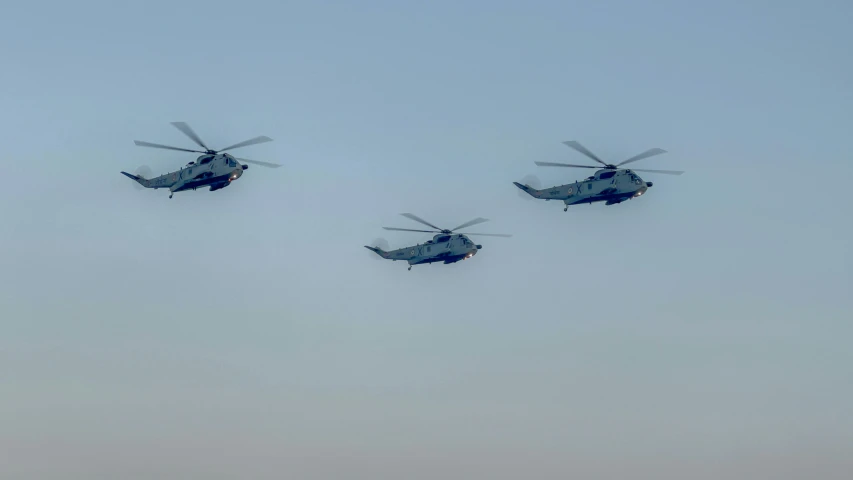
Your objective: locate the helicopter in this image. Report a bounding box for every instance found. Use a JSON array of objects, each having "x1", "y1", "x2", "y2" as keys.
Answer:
[
  {"x1": 514, "y1": 140, "x2": 684, "y2": 211},
  {"x1": 121, "y1": 122, "x2": 281, "y2": 198},
  {"x1": 365, "y1": 213, "x2": 512, "y2": 271}
]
